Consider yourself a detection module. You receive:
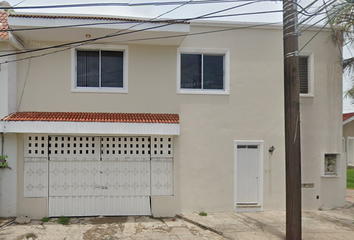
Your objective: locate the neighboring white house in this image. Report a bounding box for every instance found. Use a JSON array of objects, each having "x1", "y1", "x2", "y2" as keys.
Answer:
[
  {"x1": 343, "y1": 112, "x2": 354, "y2": 166},
  {"x1": 0, "y1": 8, "x2": 345, "y2": 219}
]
